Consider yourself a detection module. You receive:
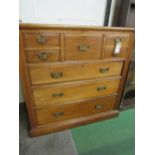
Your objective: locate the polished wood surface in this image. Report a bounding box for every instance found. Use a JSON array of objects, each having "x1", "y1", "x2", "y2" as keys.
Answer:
[
  {"x1": 30, "y1": 110, "x2": 119, "y2": 136},
  {"x1": 36, "y1": 96, "x2": 117, "y2": 125},
  {"x1": 19, "y1": 23, "x2": 135, "y2": 136},
  {"x1": 33, "y1": 78, "x2": 120, "y2": 106},
  {"x1": 26, "y1": 49, "x2": 61, "y2": 63},
  {"x1": 64, "y1": 34, "x2": 102, "y2": 60},
  {"x1": 20, "y1": 23, "x2": 134, "y2": 31},
  {"x1": 23, "y1": 31, "x2": 60, "y2": 48},
  {"x1": 104, "y1": 33, "x2": 130, "y2": 59},
  {"x1": 19, "y1": 32, "x2": 38, "y2": 127},
  {"x1": 29, "y1": 61, "x2": 123, "y2": 85}
]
